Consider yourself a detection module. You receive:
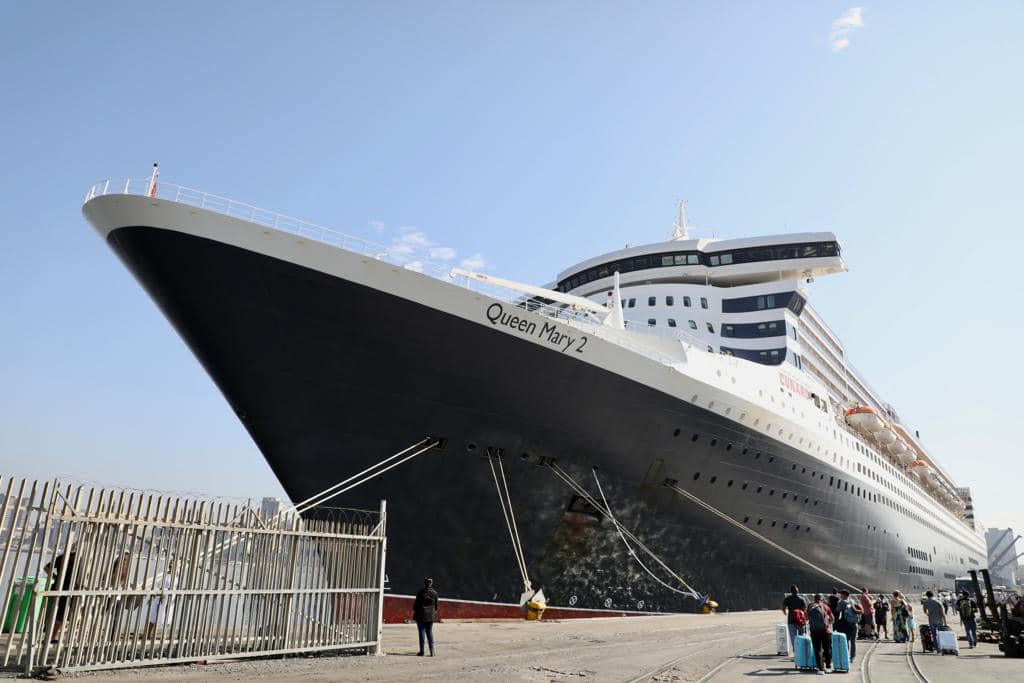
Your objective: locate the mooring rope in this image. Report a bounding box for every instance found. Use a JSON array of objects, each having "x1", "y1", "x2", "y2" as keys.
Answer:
[
  {"x1": 592, "y1": 469, "x2": 700, "y2": 600},
  {"x1": 544, "y1": 461, "x2": 703, "y2": 600},
  {"x1": 487, "y1": 455, "x2": 532, "y2": 594},
  {"x1": 663, "y1": 480, "x2": 860, "y2": 592}
]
